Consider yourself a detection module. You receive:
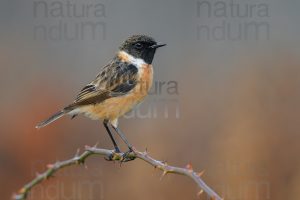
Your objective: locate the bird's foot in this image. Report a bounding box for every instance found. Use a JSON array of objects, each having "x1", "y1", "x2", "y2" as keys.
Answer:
[
  {"x1": 104, "y1": 147, "x2": 121, "y2": 161},
  {"x1": 120, "y1": 147, "x2": 135, "y2": 163}
]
